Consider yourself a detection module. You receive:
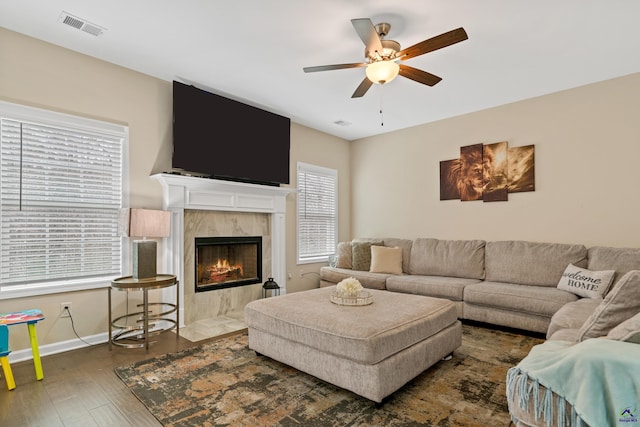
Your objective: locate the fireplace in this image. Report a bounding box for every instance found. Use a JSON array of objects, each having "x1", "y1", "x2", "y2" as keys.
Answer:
[
  {"x1": 153, "y1": 173, "x2": 295, "y2": 326},
  {"x1": 195, "y1": 236, "x2": 262, "y2": 292}
]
